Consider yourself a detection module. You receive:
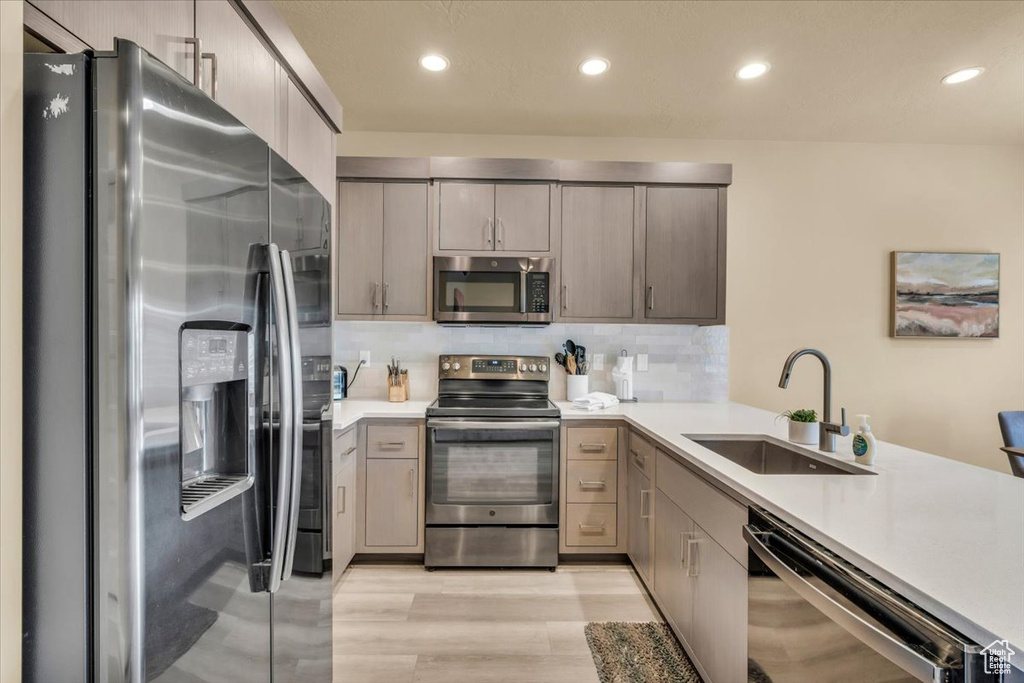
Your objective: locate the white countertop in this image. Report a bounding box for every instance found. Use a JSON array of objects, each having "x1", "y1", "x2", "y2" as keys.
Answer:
[{"x1": 332, "y1": 398, "x2": 1024, "y2": 653}]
